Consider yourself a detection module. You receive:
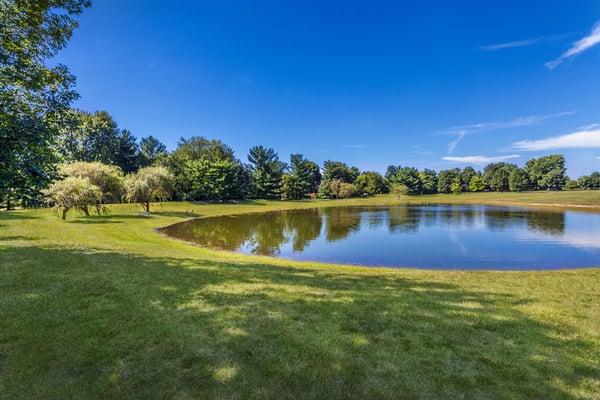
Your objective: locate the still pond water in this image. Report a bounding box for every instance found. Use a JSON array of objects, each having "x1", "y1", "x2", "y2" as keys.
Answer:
[{"x1": 162, "y1": 205, "x2": 600, "y2": 270}]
